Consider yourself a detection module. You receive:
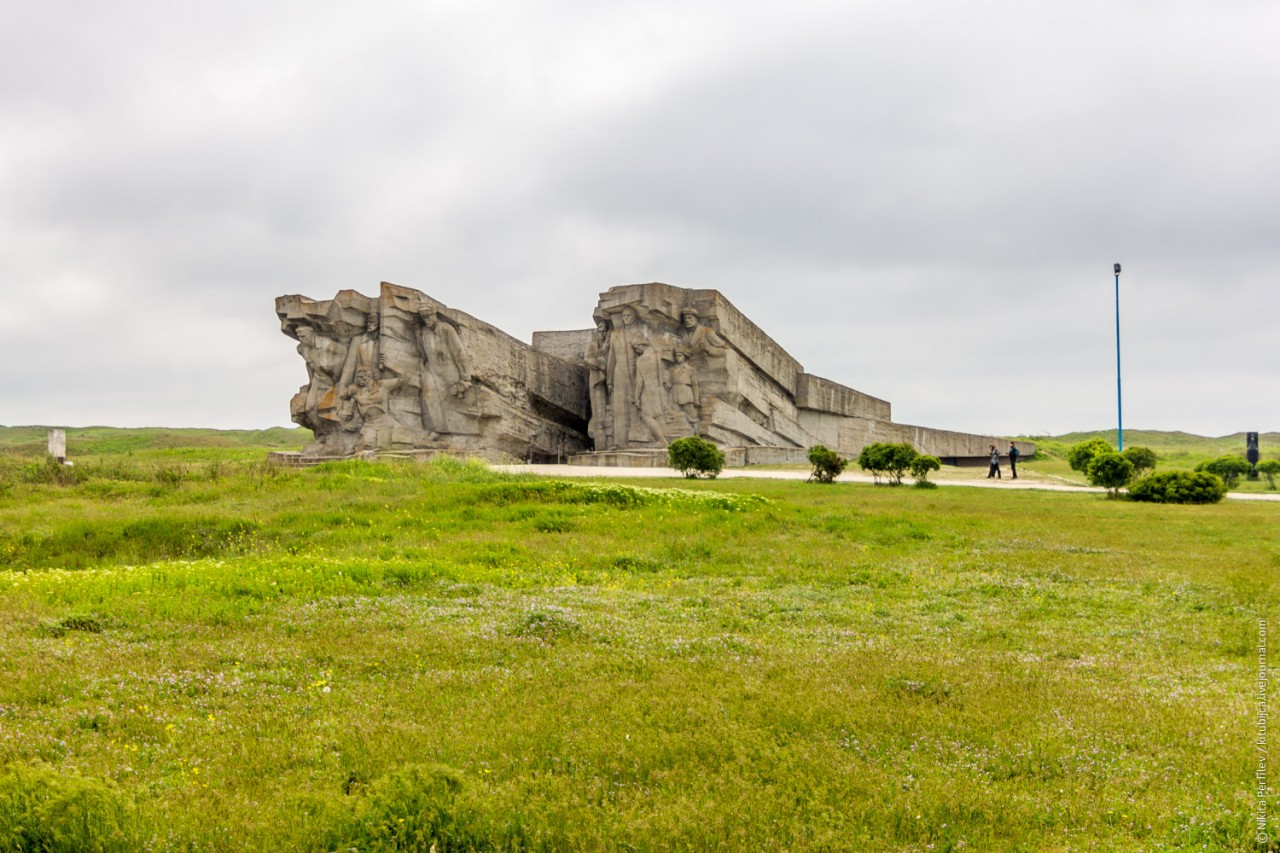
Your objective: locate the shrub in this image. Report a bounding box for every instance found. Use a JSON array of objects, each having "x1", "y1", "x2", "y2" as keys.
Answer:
[
  {"x1": 152, "y1": 464, "x2": 185, "y2": 487},
  {"x1": 666, "y1": 437, "x2": 725, "y2": 479},
  {"x1": 514, "y1": 609, "x2": 581, "y2": 642},
  {"x1": 340, "y1": 763, "x2": 495, "y2": 851},
  {"x1": 1067, "y1": 438, "x2": 1114, "y2": 474},
  {"x1": 19, "y1": 458, "x2": 87, "y2": 487},
  {"x1": 1129, "y1": 470, "x2": 1228, "y2": 504},
  {"x1": 1087, "y1": 451, "x2": 1134, "y2": 496},
  {"x1": 0, "y1": 762, "x2": 140, "y2": 852},
  {"x1": 1195, "y1": 455, "x2": 1251, "y2": 489},
  {"x1": 807, "y1": 445, "x2": 849, "y2": 483},
  {"x1": 1259, "y1": 459, "x2": 1280, "y2": 490},
  {"x1": 1121, "y1": 446, "x2": 1157, "y2": 476},
  {"x1": 856, "y1": 442, "x2": 918, "y2": 485},
  {"x1": 909, "y1": 454, "x2": 941, "y2": 486}
]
